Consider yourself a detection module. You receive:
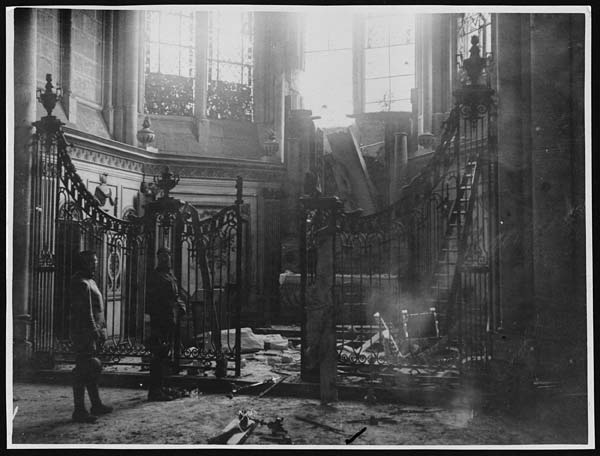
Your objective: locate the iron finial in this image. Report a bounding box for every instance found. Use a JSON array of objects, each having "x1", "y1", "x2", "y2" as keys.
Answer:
[{"x1": 37, "y1": 73, "x2": 62, "y2": 117}]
